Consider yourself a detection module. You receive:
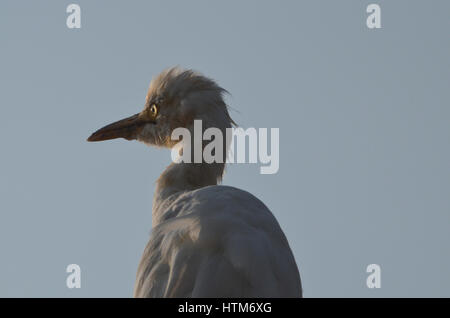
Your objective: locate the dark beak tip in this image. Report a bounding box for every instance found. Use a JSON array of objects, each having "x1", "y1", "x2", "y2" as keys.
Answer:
[{"x1": 87, "y1": 133, "x2": 100, "y2": 142}]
